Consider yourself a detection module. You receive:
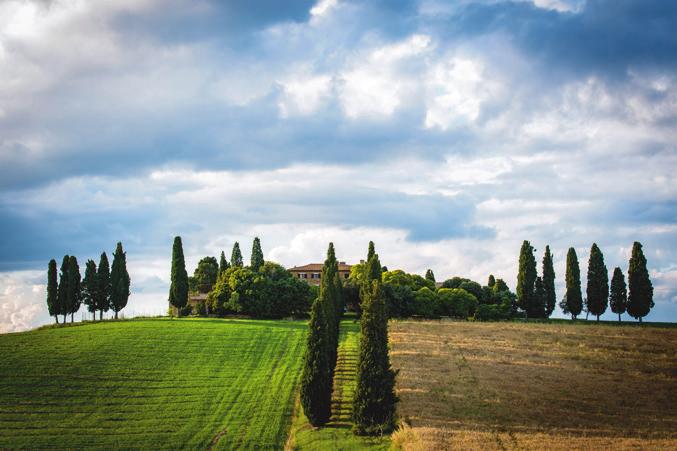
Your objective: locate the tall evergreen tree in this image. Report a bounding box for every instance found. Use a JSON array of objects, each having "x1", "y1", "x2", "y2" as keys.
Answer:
[
  {"x1": 367, "y1": 241, "x2": 375, "y2": 262},
  {"x1": 534, "y1": 276, "x2": 545, "y2": 318},
  {"x1": 57, "y1": 255, "x2": 70, "y2": 323},
  {"x1": 169, "y1": 237, "x2": 188, "y2": 317},
  {"x1": 110, "y1": 242, "x2": 130, "y2": 319},
  {"x1": 542, "y1": 245, "x2": 556, "y2": 318},
  {"x1": 586, "y1": 243, "x2": 609, "y2": 321},
  {"x1": 487, "y1": 274, "x2": 496, "y2": 288},
  {"x1": 47, "y1": 259, "x2": 59, "y2": 324},
  {"x1": 353, "y1": 243, "x2": 397, "y2": 435},
  {"x1": 300, "y1": 294, "x2": 332, "y2": 426},
  {"x1": 219, "y1": 251, "x2": 229, "y2": 275},
  {"x1": 322, "y1": 243, "x2": 341, "y2": 371},
  {"x1": 67, "y1": 256, "x2": 82, "y2": 323},
  {"x1": 250, "y1": 237, "x2": 264, "y2": 271},
  {"x1": 82, "y1": 260, "x2": 98, "y2": 320},
  {"x1": 609, "y1": 267, "x2": 627, "y2": 322},
  {"x1": 564, "y1": 247, "x2": 583, "y2": 320},
  {"x1": 627, "y1": 242, "x2": 653, "y2": 322},
  {"x1": 425, "y1": 269, "x2": 435, "y2": 283},
  {"x1": 516, "y1": 240, "x2": 538, "y2": 318},
  {"x1": 97, "y1": 252, "x2": 111, "y2": 320},
  {"x1": 231, "y1": 242, "x2": 243, "y2": 267}
]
